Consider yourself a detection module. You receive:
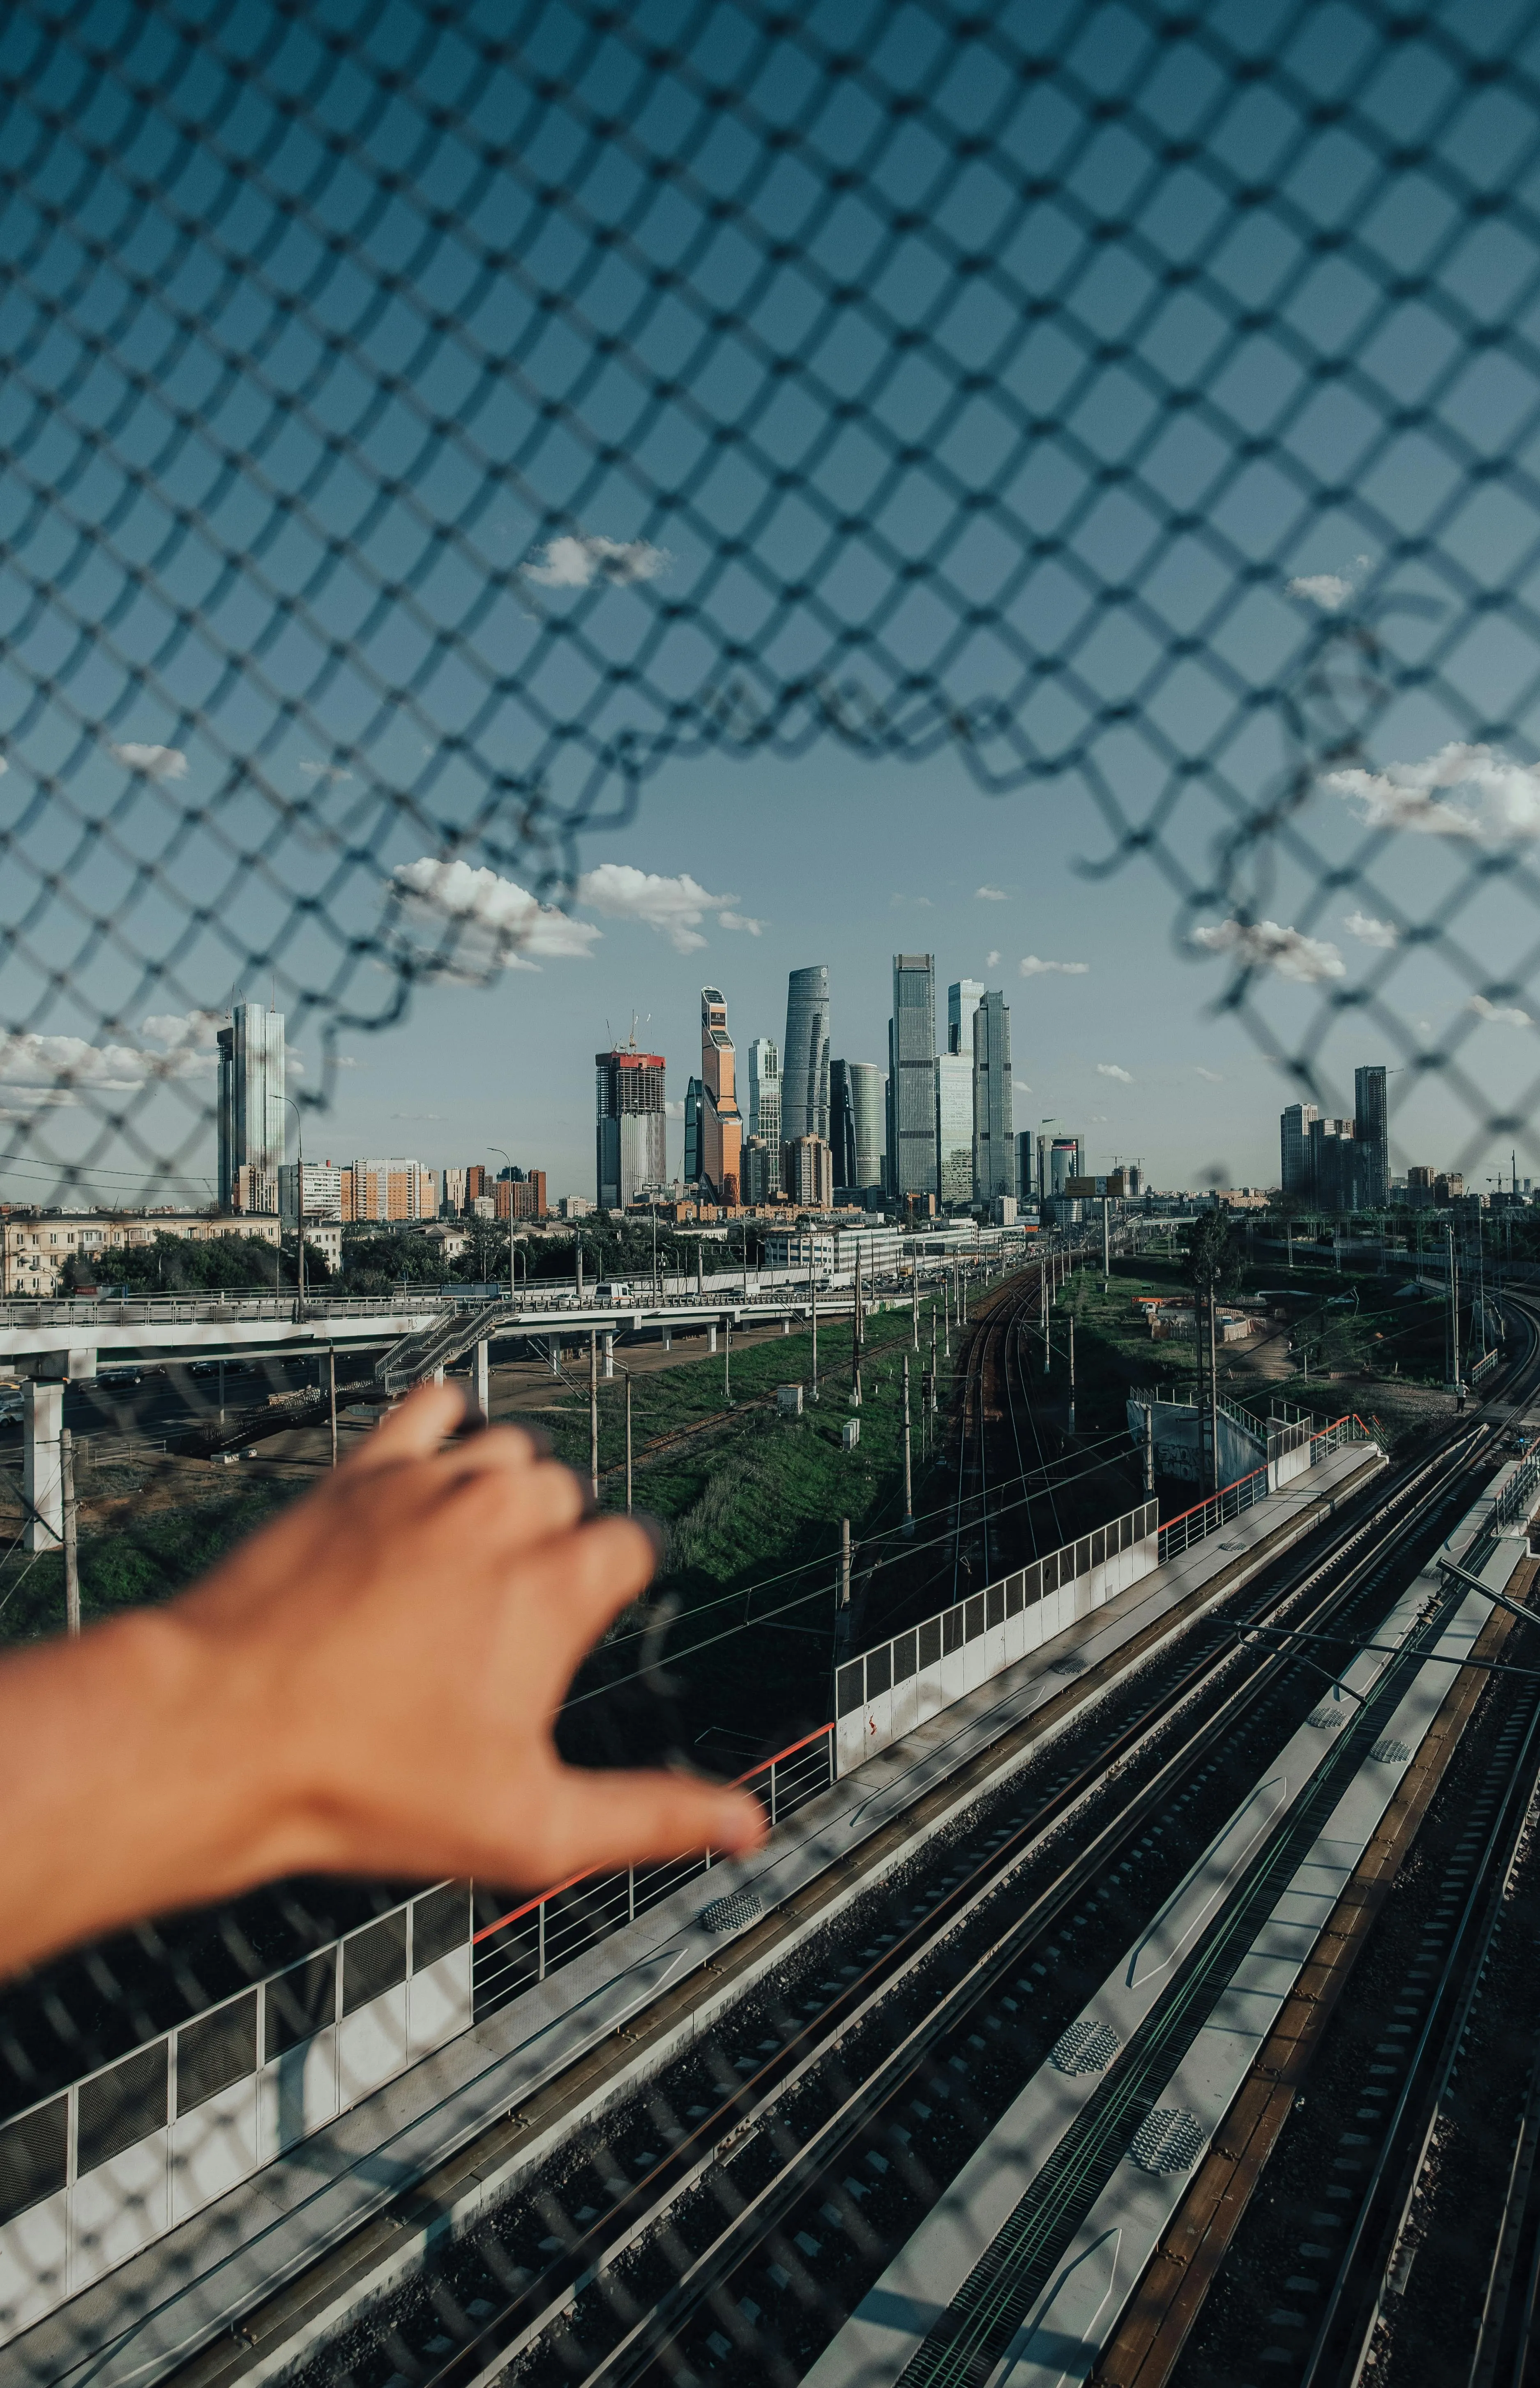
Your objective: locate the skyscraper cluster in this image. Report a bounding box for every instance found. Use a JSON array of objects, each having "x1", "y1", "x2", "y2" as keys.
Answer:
[
  {"x1": 672, "y1": 951, "x2": 1015, "y2": 1214},
  {"x1": 1279, "y1": 1065, "x2": 1388, "y2": 1210}
]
